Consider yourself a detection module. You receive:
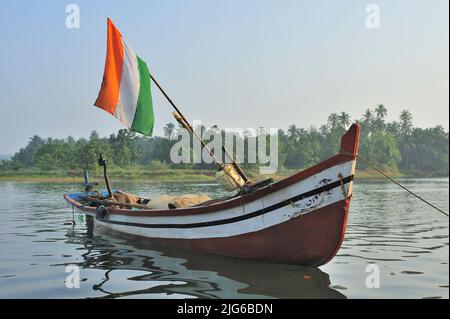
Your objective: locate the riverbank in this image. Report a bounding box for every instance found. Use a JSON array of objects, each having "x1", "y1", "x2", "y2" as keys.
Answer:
[{"x1": 0, "y1": 167, "x2": 444, "y2": 183}]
